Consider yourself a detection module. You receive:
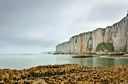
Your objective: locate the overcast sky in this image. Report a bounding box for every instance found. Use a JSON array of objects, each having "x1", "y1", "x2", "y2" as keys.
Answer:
[{"x1": 0, "y1": 0, "x2": 128, "y2": 54}]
